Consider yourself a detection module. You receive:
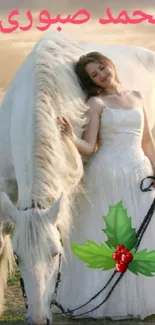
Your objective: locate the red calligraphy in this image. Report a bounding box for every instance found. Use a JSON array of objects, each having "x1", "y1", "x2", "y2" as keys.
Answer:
[
  {"x1": 0, "y1": 10, "x2": 19, "y2": 33},
  {"x1": 0, "y1": 8, "x2": 155, "y2": 33},
  {"x1": 19, "y1": 10, "x2": 33, "y2": 31}
]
